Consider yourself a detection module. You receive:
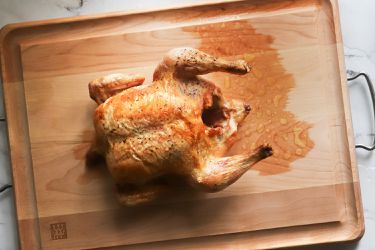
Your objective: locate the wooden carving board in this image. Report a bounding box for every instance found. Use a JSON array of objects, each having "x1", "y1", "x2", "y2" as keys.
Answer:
[{"x1": 0, "y1": 0, "x2": 364, "y2": 249}]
